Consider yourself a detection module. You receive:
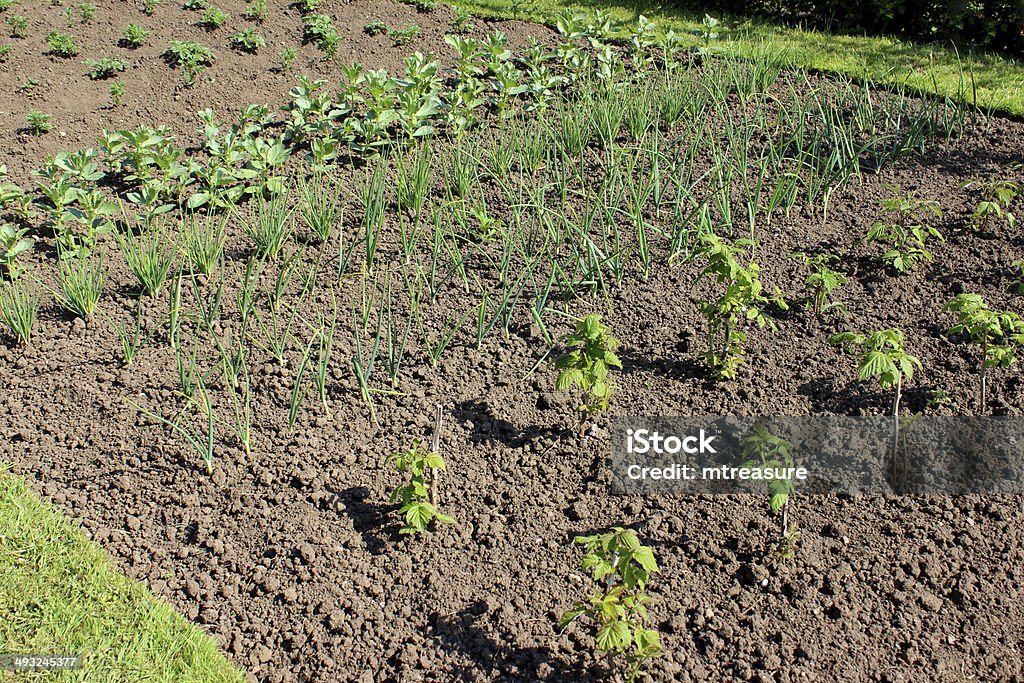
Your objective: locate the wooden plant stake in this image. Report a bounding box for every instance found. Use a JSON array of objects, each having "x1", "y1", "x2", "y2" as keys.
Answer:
[{"x1": 429, "y1": 403, "x2": 443, "y2": 508}]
